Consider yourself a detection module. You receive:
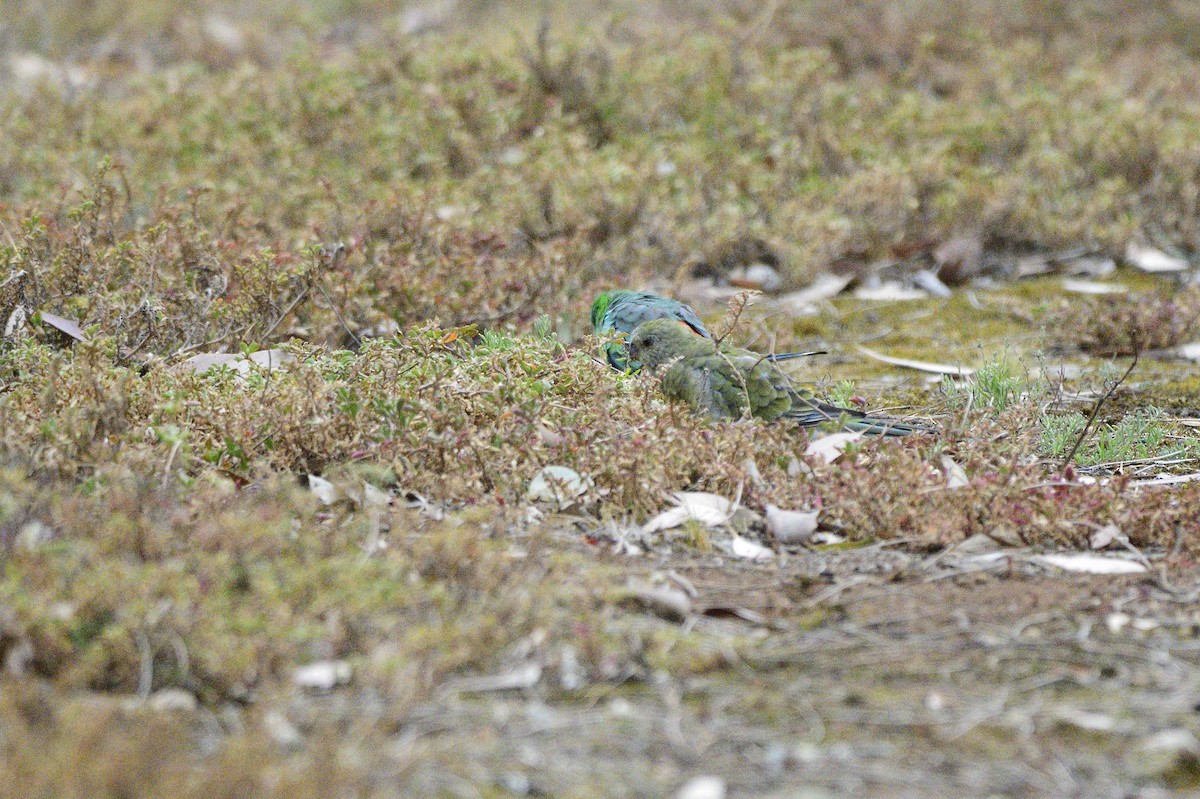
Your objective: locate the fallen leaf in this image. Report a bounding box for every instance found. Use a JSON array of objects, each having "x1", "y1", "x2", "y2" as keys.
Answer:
[
  {"x1": 307, "y1": 475, "x2": 338, "y2": 505},
  {"x1": 360, "y1": 482, "x2": 391, "y2": 509},
  {"x1": 643, "y1": 492, "x2": 736, "y2": 534},
  {"x1": 4, "y1": 305, "x2": 28, "y2": 339},
  {"x1": 765, "y1": 504, "x2": 819, "y2": 544},
  {"x1": 677, "y1": 776, "x2": 726, "y2": 799},
  {"x1": 774, "y1": 273, "x2": 853, "y2": 313},
  {"x1": 1125, "y1": 242, "x2": 1189, "y2": 273},
  {"x1": 934, "y1": 234, "x2": 984, "y2": 284},
  {"x1": 293, "y1": 660, "x2": 351, "y2": 691},
  {"x1": 1014, "y1": 254, "x2": 1053, "y2": 278},
  {"x1": 179, "y1": 349, "x2": 293, "y2": 375},
  {"x1": 804, "y1": 431, "x2": 863, "y2": 464},
  {"x1": 663, "y1": 570, "x2": 699, "y2": 597},
  {"x1": 1062, "y1": 278, "x2": 1127, "y2": 295},
  {"x1": 676, "y1": 278, "x2": 749, "y2": 306},
  {"x1": 142, "y1": 688, "x2": 197, "y2": 713},
  {"x1": 728, "y1": 262, "x2": 782, "y2": 293},
  {"x1": 263, "y1": 709, "x2": 303, "y2": 748},
  {"x1": 952, "y1": 533, "x2": 1005, "y2": 556},
  {"x1": 941, "y1": 456, "x2": 969, "y2": 489},
  {"x1": 853, "y1": 281, "x2": 928, "y2": 301},
  {"x1": 628, "y1": 580, "x2": 692, "y2": 621},
  {"x1": 855, "y1": 344, "x2": 976, "y2": 376},
  {"x1": 787, "y1": 456, "x2": 813, "y2": 478},
  {"x1": 527, "y1": 465, "x2": 592, "y2": 509},
  {"x1": 988, "y1": 526, "x2": 1024, "y2": 547},
  {"x1": 1058, "y1": 255, "x2": 1116, "y2": 277},
  {"x1": 912, "y1": 269, "x2": 952, "y2": 298},
  {"x1": 558, "y1": 645, "x2": 583, "y2": 690},
  {"x1": 701, "y1": 605, "x2": 771, "y2": 625},
  {"x1": 1033, "y1": 552, "x2": 1147, "y2": 575},
  {"x1": 1139, "y1": 729, "x2": 1200, "y2": 752},
  {"x1": 1089, "y1": 523, "x2": 1125, "y2": 550},
  {"x1": 1052, "y1": 707, "x2": 1126, "y2": 733},
  {"x1": 15, "y1": 520, "x2": 53, "y2": 551},
  {"x1": 744, "y1": 458, "x2": 766, "y2": 487},
  {"x1": 1131, "y1": 471, "x2": 1200, "y2": 487},
  {"x1": 202, "y1": 15, "x2": 246, "y2": 54},
  {"x1": 38, "y1": 311, "x2": 88, "y2": 342},
  {"x1": 1133, "y1": 729, "x2": 1200, "y2": 782},
  {"x1": 730, "y1": 535, "x2": 774, "y2": 561},
  {"x1": 443, "y1": 663, "x2": 542, "y2": 694},
  {"x1": 247, "y1": 349, "x2": 293, "y2": 369},
  {"x1": 9, "y1": 52, "x2": 92, "y2": 92},
  {"x1": 179, "y1": 353, "x2": 242, "y2": 372}
]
